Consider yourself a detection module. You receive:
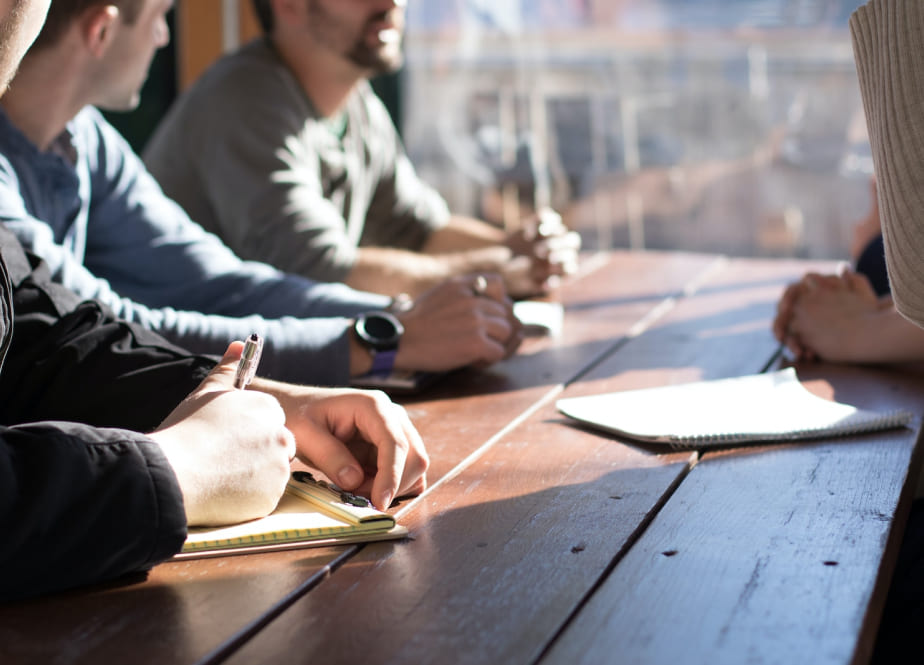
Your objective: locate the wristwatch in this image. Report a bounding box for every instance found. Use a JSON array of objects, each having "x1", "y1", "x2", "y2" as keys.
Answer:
[{"x1": 353, "y1": 311, "x2": 405, "y2": 375}]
